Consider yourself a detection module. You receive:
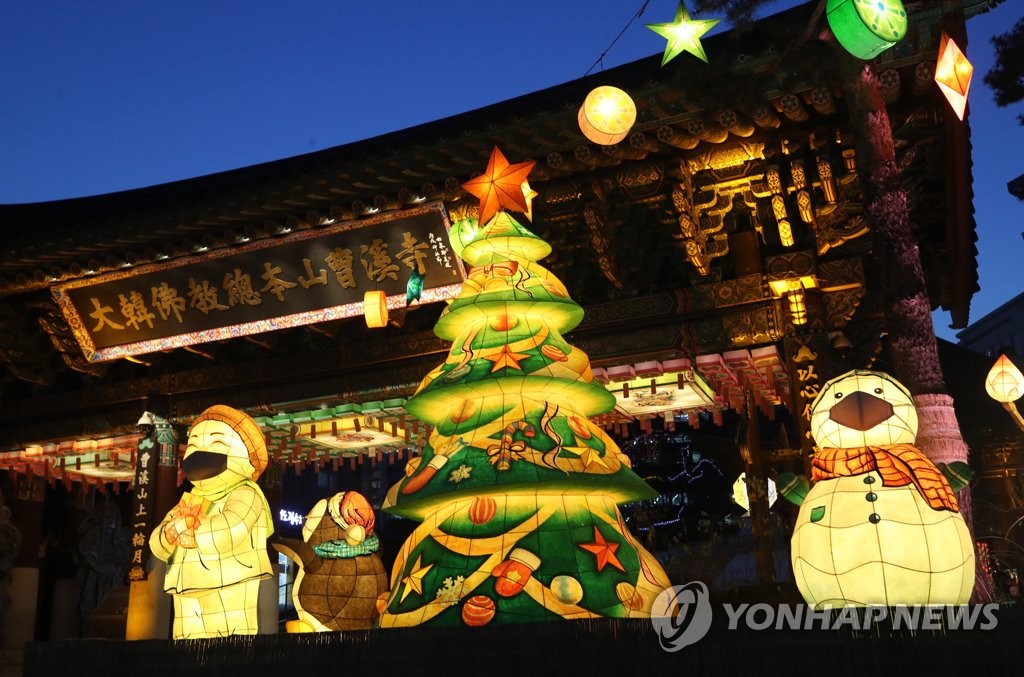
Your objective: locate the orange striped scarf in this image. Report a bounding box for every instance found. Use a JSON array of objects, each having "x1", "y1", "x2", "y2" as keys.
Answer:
[{"x1": 811, "y1": 444, "x2": 959, "y2": 512}]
